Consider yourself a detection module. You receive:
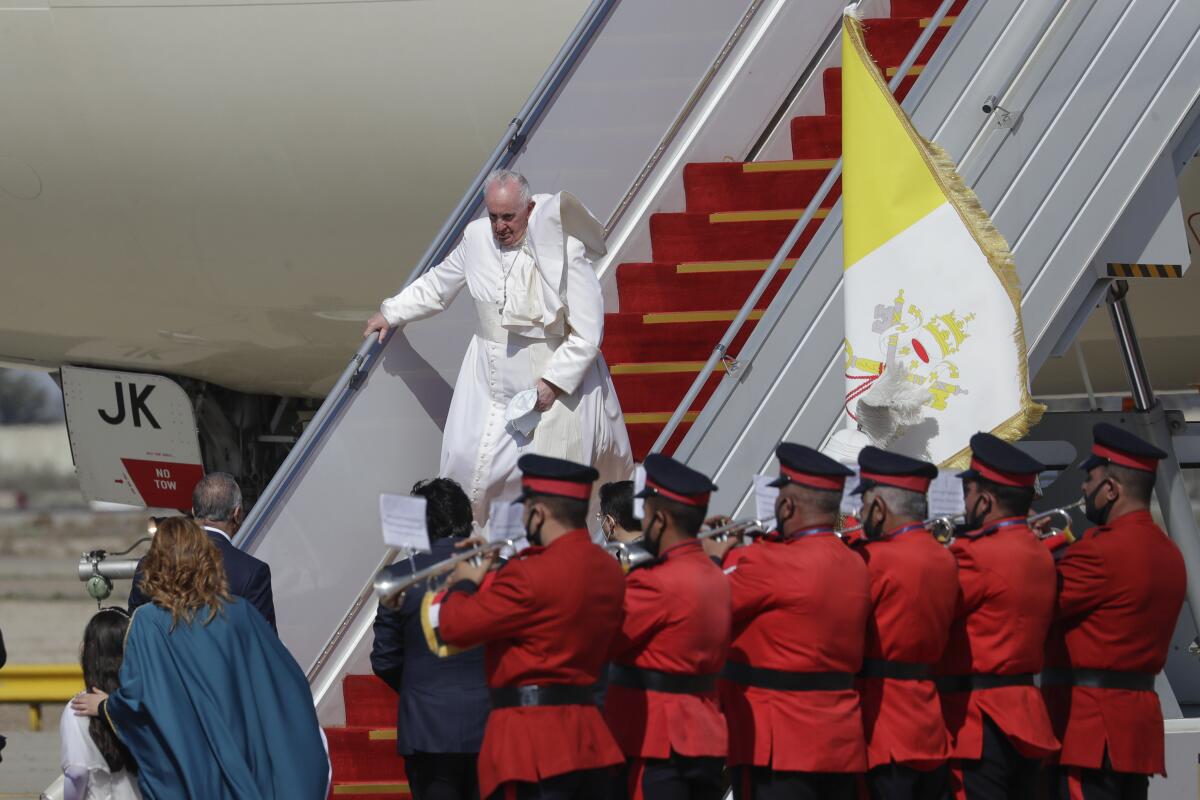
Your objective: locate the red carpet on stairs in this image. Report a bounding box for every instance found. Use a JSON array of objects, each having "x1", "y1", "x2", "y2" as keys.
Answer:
[
  {"x1": 603, "y1": 1, "x2": 966, "y2": 460},
  {"x1": 326, "y1": 675, "x2": 411, "y2": 799}
]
